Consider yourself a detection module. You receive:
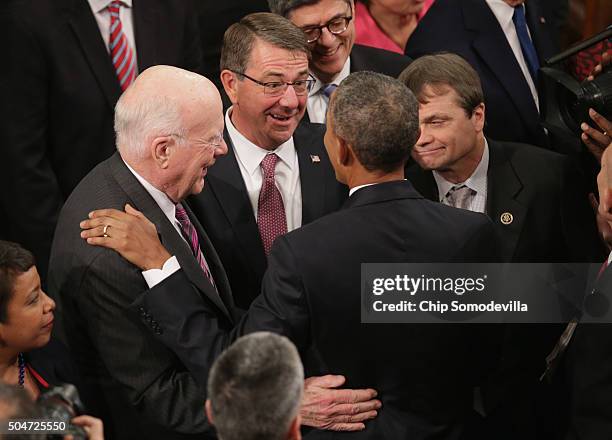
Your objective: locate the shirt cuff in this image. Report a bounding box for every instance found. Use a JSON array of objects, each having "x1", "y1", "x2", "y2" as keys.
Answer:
[{"x1": 142, "y1": 256, "x2": 180, "y2": 288}]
